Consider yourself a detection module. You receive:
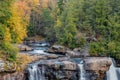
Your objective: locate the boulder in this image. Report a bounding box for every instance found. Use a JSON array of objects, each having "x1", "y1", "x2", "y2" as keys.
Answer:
[
  {"x1": 46, "y1": 54, "x2": 59, "y2": 59},
  {"x1": 84, "y1": 57, "x2": 112, "y2": 80},
  {"x1": 84, "y1": 57, "x2": 111, "y2": 71},
  {"x1": 46, "y1": 45, "x2": 67, "y2": 55}
]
